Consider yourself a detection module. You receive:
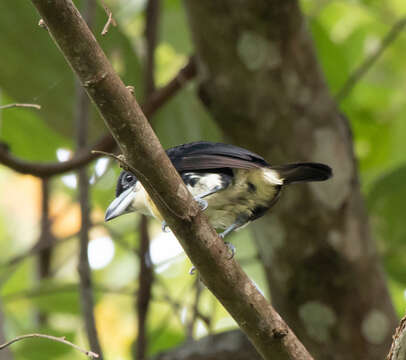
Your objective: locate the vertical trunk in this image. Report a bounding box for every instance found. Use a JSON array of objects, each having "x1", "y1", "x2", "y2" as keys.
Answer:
[
  {"x1": 184, "y1": 1, "x2": 397, "y2": 359},
  {"x1": 37, "y1": 178, "x2": 52, "y2": 325}
]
